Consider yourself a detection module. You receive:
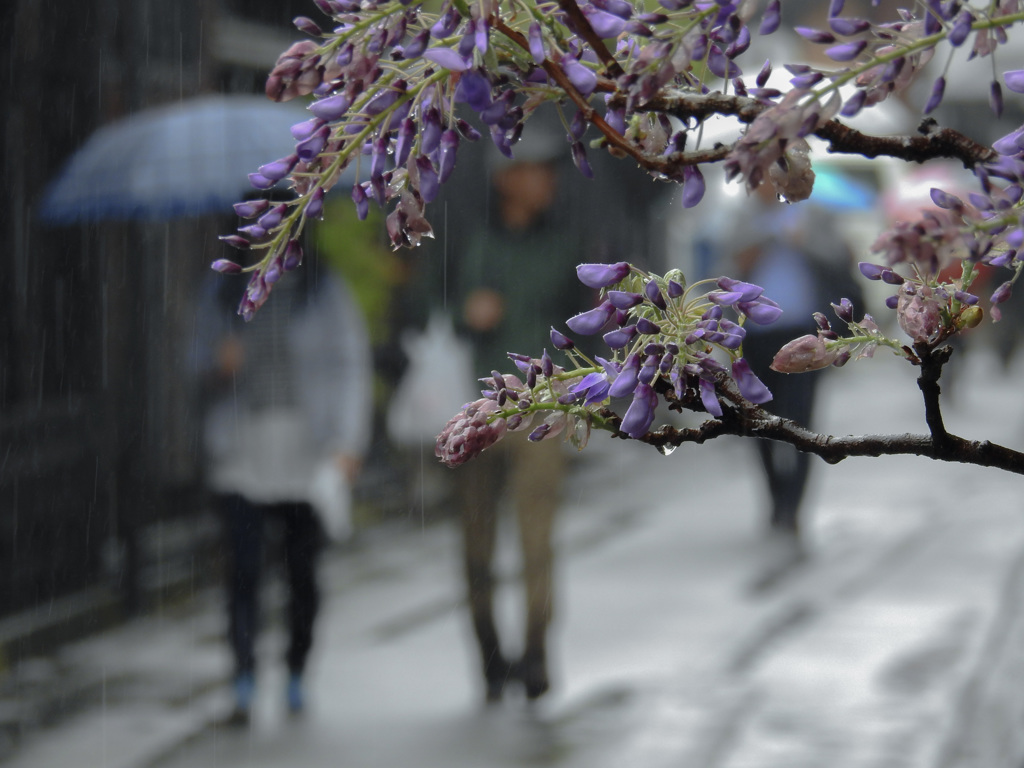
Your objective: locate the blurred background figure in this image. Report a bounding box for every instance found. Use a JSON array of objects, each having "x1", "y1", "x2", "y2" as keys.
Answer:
[
  {"x1": 446, "y1": 128, "x2": 590, "y2": 703},
  {"x1": 383, "y1": 103, "x2": 661, "y2": 702},
  {"x1": 193, "y1": 255, "x2": 372, "y2": 725},
  {"x1": 722, "y1": 182, "x2": 861, "y2": 547}
]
